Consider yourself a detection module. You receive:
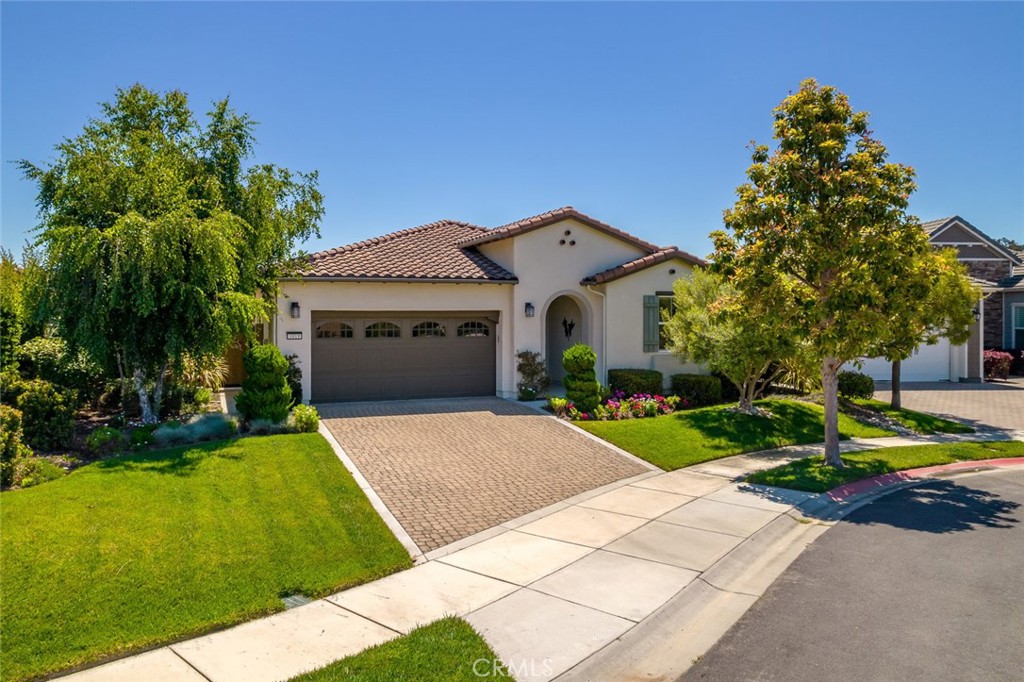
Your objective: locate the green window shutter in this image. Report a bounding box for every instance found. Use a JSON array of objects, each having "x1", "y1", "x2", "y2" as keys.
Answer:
[{"x1": 643, "y1": 295, "x2": 659, "y2": 352}]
